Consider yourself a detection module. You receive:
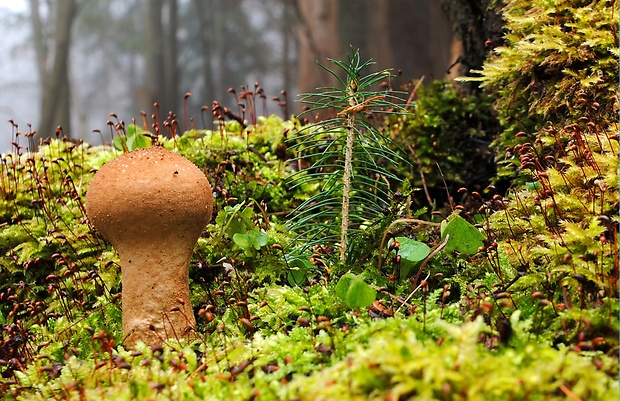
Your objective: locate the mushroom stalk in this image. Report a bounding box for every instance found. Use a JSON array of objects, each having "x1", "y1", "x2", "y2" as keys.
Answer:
[{"x1": 86, "y1": 146, "x2": 213, "y2": 346}]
